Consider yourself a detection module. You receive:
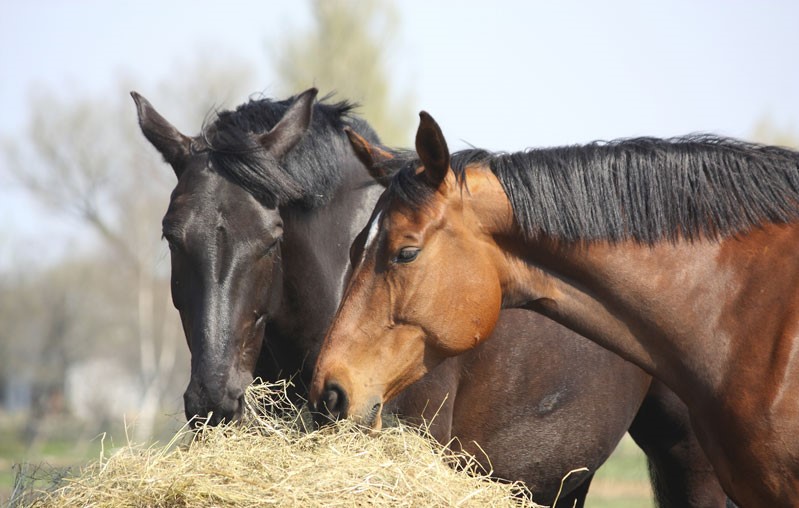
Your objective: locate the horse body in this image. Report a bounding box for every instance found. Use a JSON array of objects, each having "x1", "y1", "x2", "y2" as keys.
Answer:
[
  {"x1": 311, "y1": 112, "x2": 799, "y2": 506},
  {"x1": 135, "y1": 93, "x2": 728, "y2": 506},
  {"x1": 507, "y1": 220, "x2": 799, "y2": 505}
]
